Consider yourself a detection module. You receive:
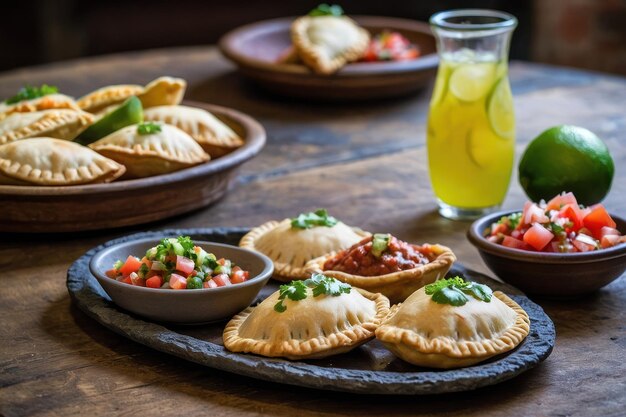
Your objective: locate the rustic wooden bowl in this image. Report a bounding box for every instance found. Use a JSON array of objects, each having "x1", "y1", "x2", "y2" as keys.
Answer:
[
  {"x1": 468, "y1": 210, "x2": 626, "y2": 297},
  {"x1": 0, "y1": 101, "x2": 266, "y2": 233},
  {"x1": 219, "y1": 16, "x2": 438, "y2": 100}
]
